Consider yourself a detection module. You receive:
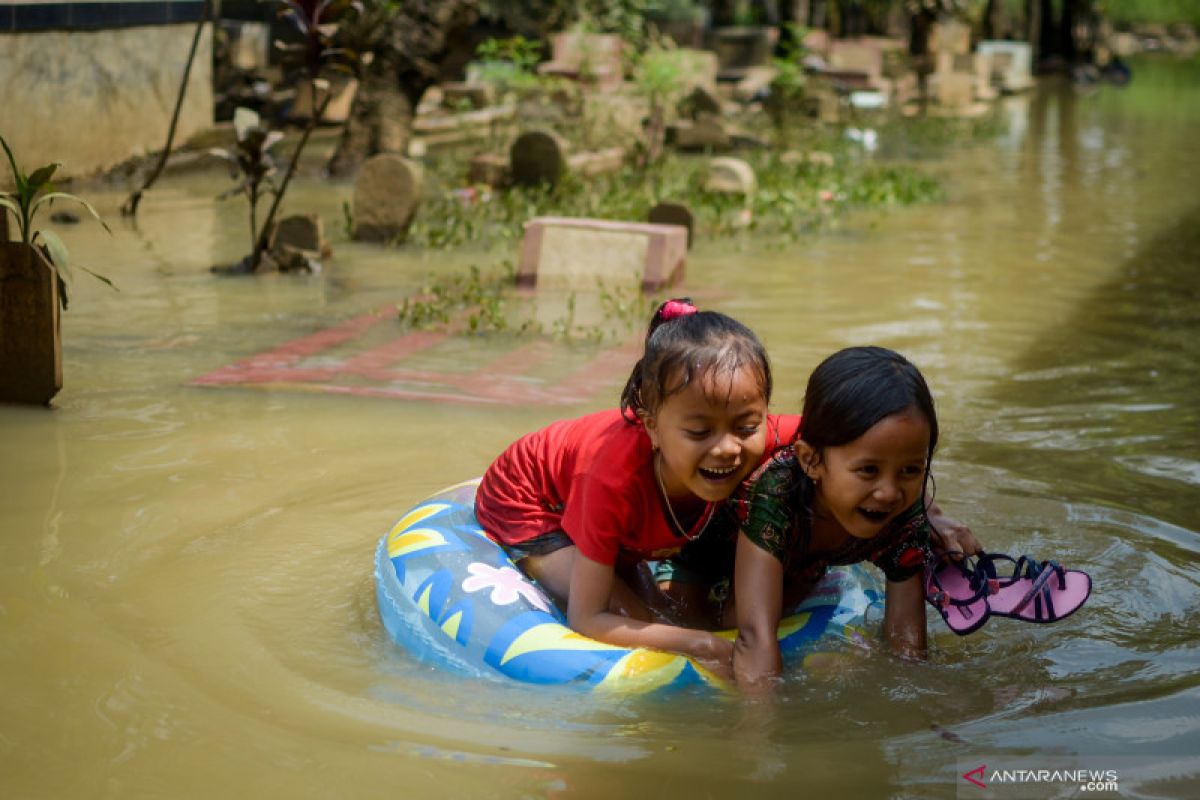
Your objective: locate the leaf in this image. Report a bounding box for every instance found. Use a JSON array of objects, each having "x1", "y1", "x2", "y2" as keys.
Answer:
[
  {"x1": 75, "y1": 263, "x2": 118, "y2": 291},
  {"x1": 32, "y1": 192, "x2": 112, "y2": 235},
  {"x1": 35, "y1": 229, "x2": 117, "y2": 293},
  {"x1": 233, "y1": 107, "x2": 261, "y2": 142},
  {"x1": 207, "y1": 147, "x2": 236, "y2": 163},
  {"x1": 26, "y1": 163, "x2": 60, "y2": 192},
  {"x1": 0, "y1": 135, "x2": 26, "y2": 193},
  {"x1": 37, "y1": 228, "x2": 71, "y2": 273},
  {"x1": 0, "y1": 196, "x2": 24, "y2": 238}
]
